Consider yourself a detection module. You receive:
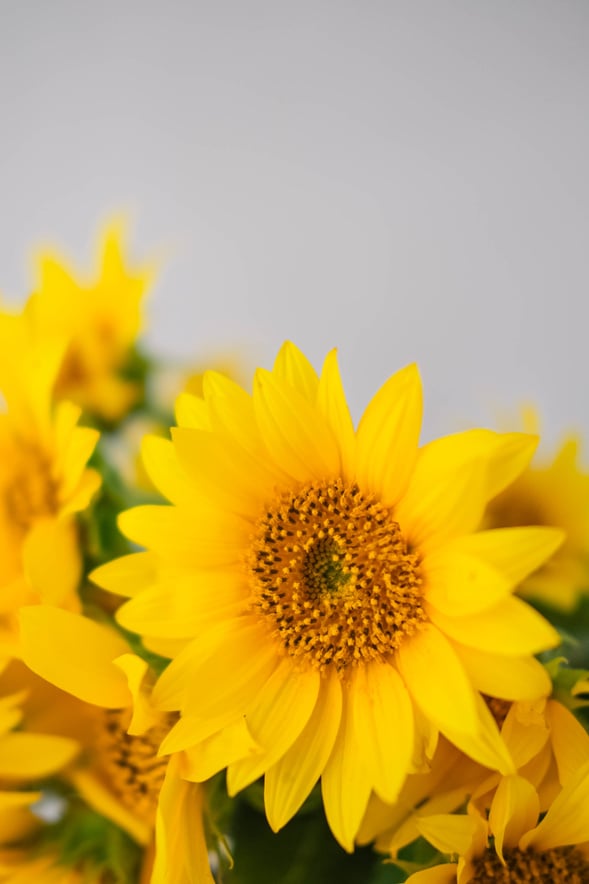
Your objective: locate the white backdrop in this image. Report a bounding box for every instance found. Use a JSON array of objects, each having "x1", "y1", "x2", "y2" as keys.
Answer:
[{"x1": 1, "y1": 1, "x2": 588, "y2": 444}]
